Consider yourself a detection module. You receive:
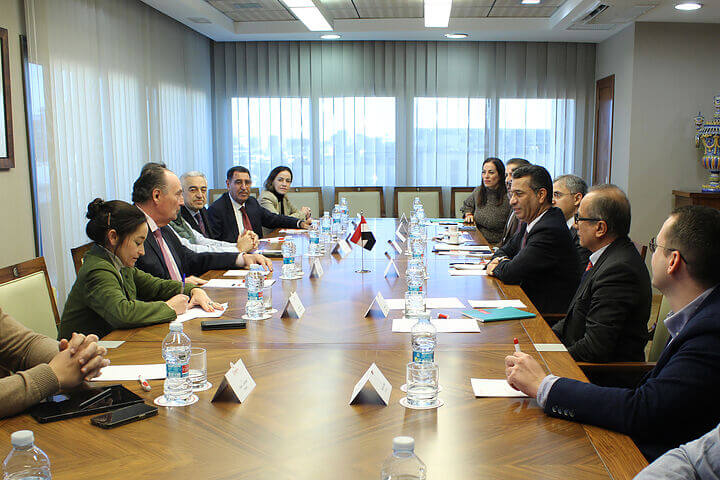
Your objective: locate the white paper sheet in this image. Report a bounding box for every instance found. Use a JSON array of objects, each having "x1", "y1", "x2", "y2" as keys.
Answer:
[
  {"x1": 176, "y1": 303, "x2": 228, "y2": 323},
  {"x1": 435, "y1": 243, "x2": 491, "y2": 251},
  {"x1": 259, "y1": 237, "x2": 283, "y2": 243},
  {"x1": 449, "y1": 269, "x2": 488, "y2": 276},
  {"x1": 204, "y1": 278, "x2": 276, "y2": 288},
  {"x1": 96, "y1": 341, "x2": 124, "y2": 349},
  {"x1": 392, "y1": 318, "x2": 480, "y2": 333},
  {"x1": 533, "y1": 343, "x2": 568, "y2": 352},
  {"x1": 384, "y1": 297, "x2": 466, "y2": 310},
  {"x1": 471, "y1": 379, "x2": 528, "y2": 397},
  {"x1": 469, "y1": 300, "x2": 527, "y2": 308},
  {"x1": 279, "y1": 229, "x2": 307, "y2": 234},
  {"x1": 91, "y1": 364, "x2": 166, "y2": 382},
  {"x1": 223, "y1": 270, "x2": 250, "y2": 277},
  {"x1": 437, "y1": 251, "x2": 493, "y2": 257}
]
